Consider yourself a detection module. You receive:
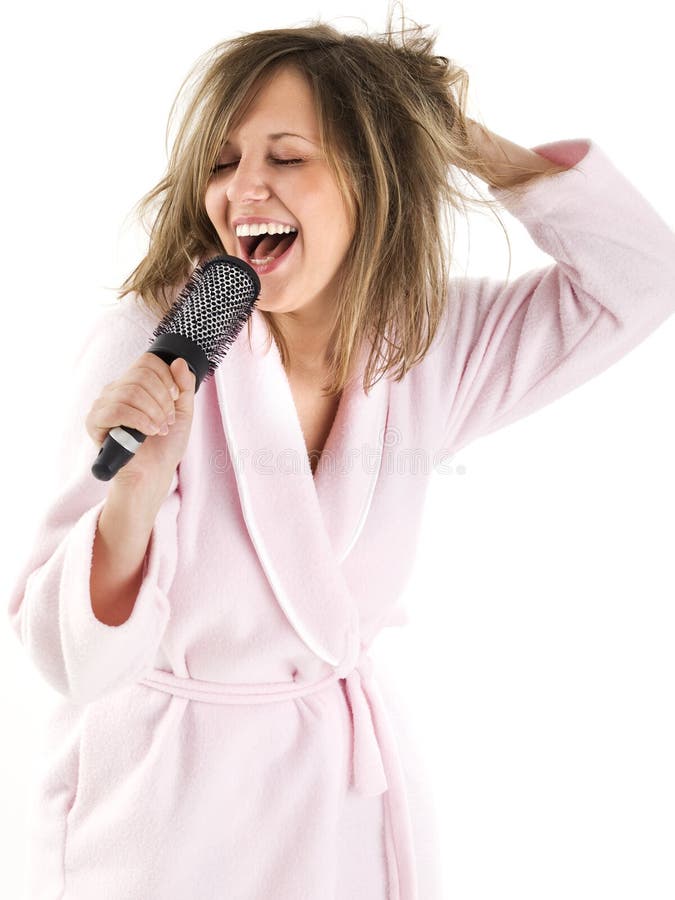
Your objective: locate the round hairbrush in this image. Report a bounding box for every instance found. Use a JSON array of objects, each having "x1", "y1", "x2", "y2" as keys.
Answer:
[{"x1": 91, "y1": 254, "x2": 260, "y2": 481}]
